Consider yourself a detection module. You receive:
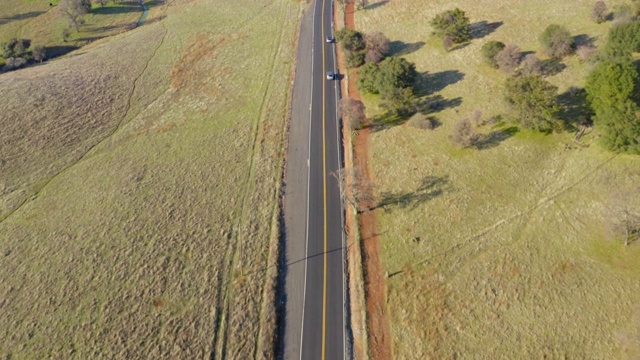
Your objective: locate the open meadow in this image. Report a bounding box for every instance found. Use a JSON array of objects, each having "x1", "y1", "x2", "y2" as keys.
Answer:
[
  {"x1": 355, "y1": 0, "x2": 640, "y2": 358},
  {"x1": 0, "y1": 0, "x2": 151, "y2": 67},
  {"x1": 0, "y1": 0, "x2": 300, "y2": 357}
]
